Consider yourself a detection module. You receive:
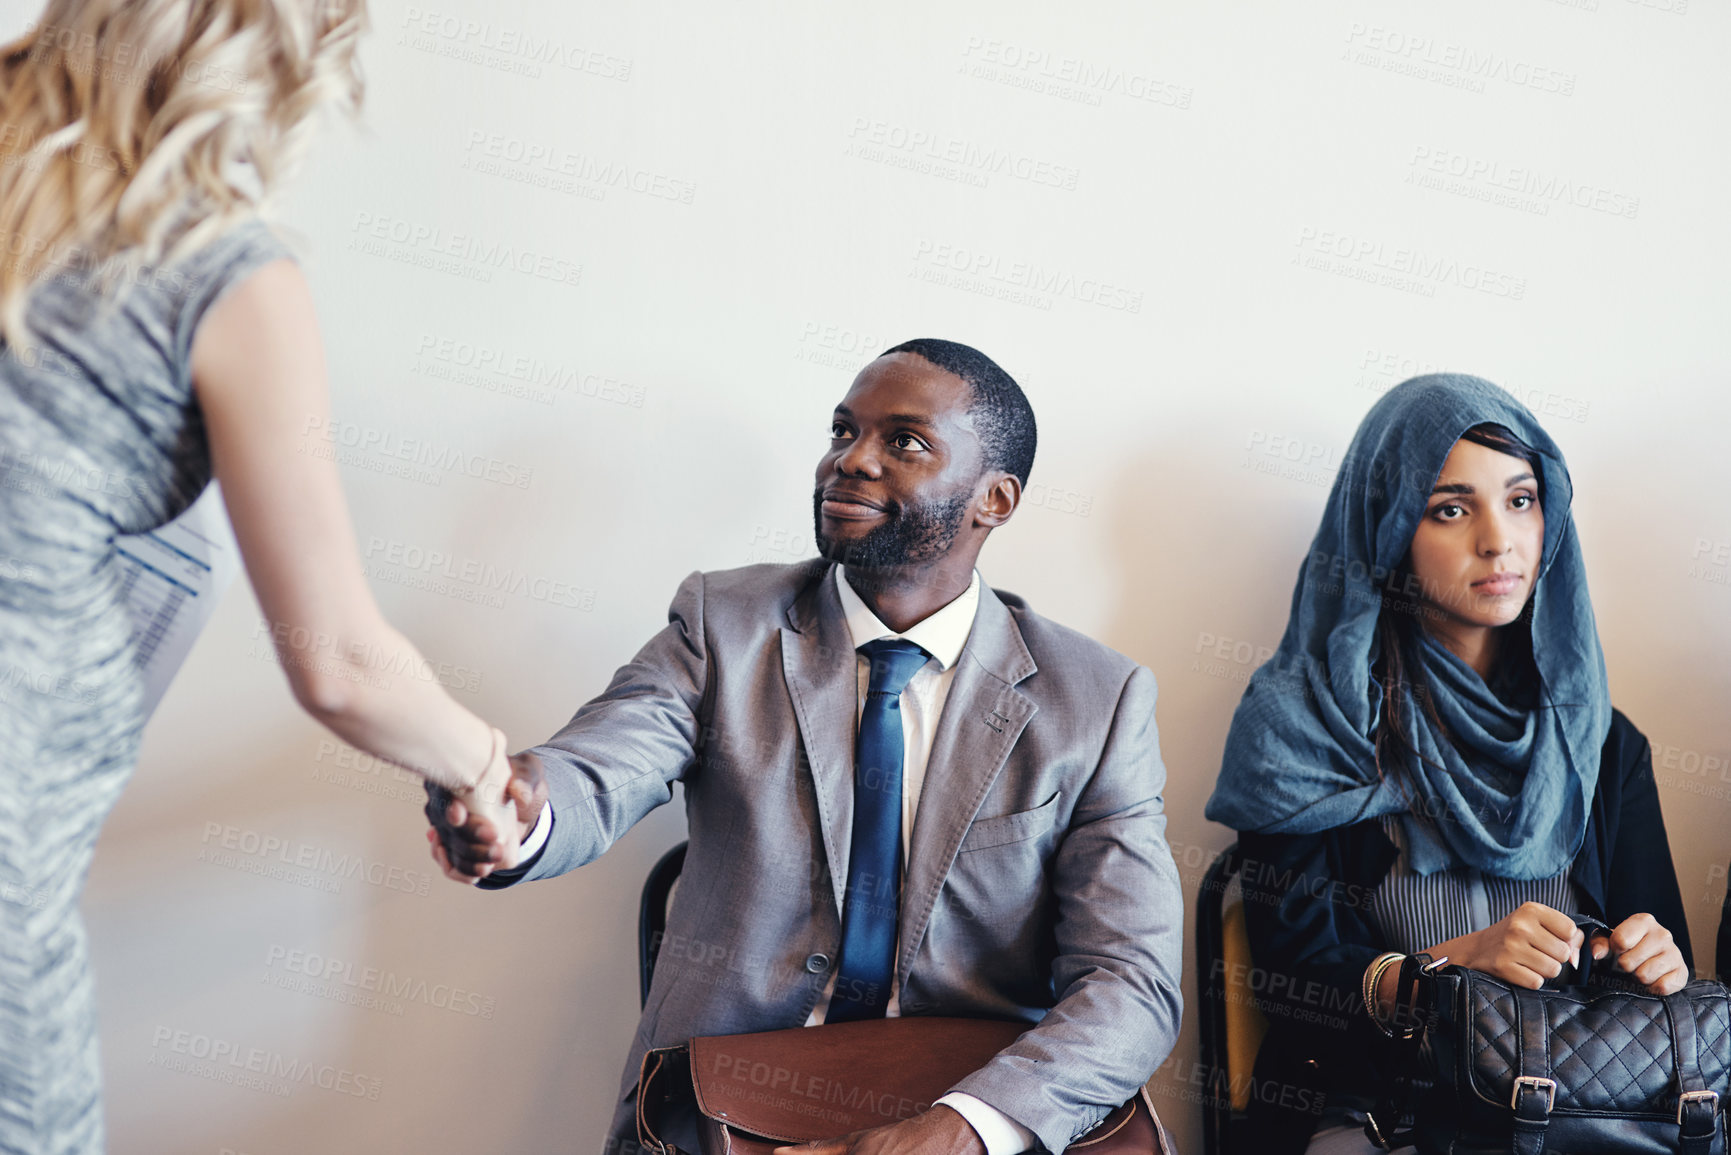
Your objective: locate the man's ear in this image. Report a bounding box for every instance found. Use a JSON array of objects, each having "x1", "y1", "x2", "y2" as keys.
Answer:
[{"x1": 975, "y1": 473, "x2": 1020, "y2": 528}]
